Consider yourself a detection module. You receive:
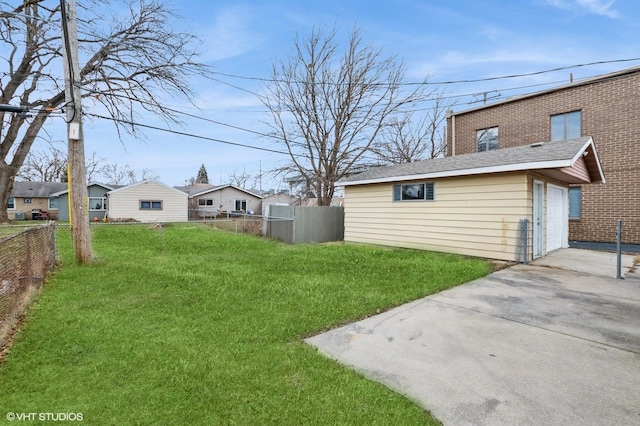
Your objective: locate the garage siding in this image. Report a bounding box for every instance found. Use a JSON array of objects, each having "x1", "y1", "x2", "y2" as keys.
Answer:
[
  {"x1": 344, "y1": 172, "x2": 531, "y2": 261},
  {"x1": 108, "y1": 181, "x2": 188, "y2": 222}
]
